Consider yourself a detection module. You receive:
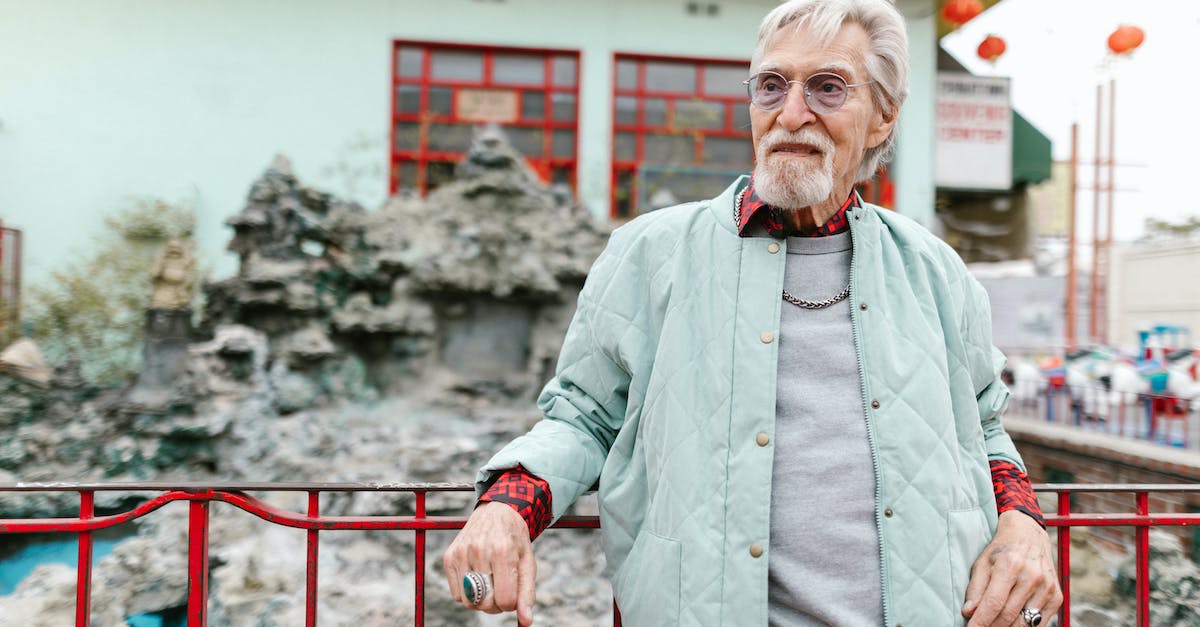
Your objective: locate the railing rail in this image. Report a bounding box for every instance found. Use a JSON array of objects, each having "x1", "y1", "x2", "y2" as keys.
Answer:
[
  {"x1": 3, "y1": 482, "x2": 1200, "y2": 626},
  {"x1": 1010, "y1": 383, "x2": 1197, "y2": 448}
]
